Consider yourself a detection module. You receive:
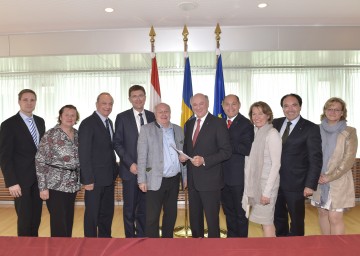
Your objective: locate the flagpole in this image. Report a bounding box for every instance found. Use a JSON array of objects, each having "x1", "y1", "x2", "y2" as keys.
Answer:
[
  {"x1": 215, "y1": 23, "x2": 221, "y2": 63},
  {"x1": 174, "y1": 24, "x2": 192, "y2": 239},
  {"x1": 149, "y1": 25, "x2": 155, "y2": 53},
  {"x1": 149, "y1": 26, "x2": 161, "y2": 112},
  {"x1": 209, "y1": 23, "x2": 228, "y2": 237}
]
